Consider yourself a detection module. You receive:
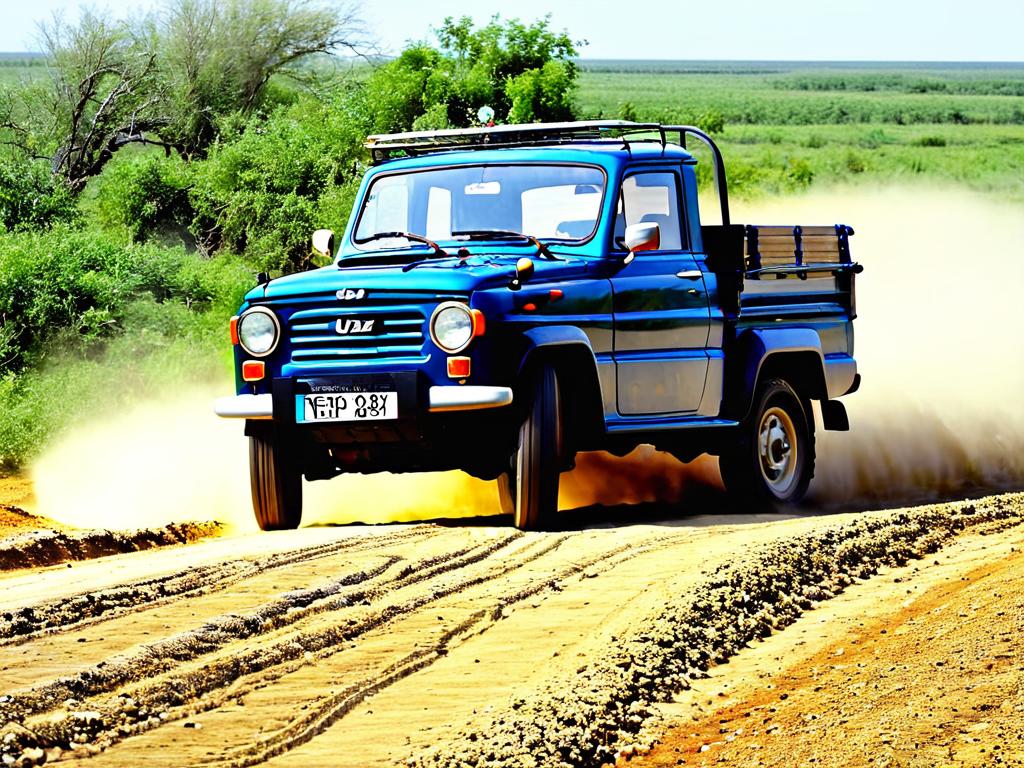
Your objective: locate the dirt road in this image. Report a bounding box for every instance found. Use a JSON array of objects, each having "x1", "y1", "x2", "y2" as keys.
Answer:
[{"x1": 0, "y1": 486, "x2": 1021, "y2": 767}]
